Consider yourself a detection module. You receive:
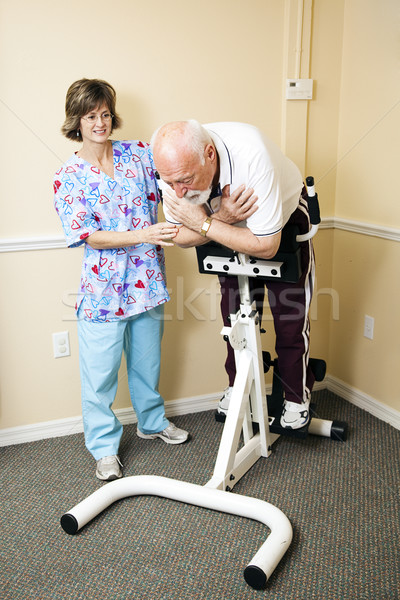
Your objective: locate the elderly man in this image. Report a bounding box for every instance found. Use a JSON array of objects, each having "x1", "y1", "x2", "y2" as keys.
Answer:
[{"x1": 151, "y1": 120, "x2": 315, "y2": 430}]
